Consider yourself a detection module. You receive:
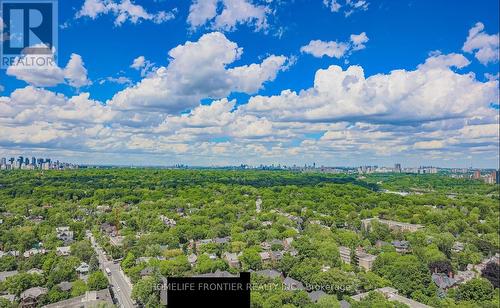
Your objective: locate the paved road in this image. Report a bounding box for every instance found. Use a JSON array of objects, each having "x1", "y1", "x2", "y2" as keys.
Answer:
[{"x1": 87, "y1": 231, "x2": 136, "y2": 308}]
